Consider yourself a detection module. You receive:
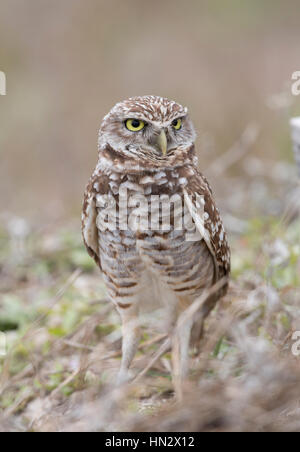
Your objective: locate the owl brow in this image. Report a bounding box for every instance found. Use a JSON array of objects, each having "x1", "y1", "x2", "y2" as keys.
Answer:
[{"x1": 171, "y1": 115, "x2": 186, "y2": 124}]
